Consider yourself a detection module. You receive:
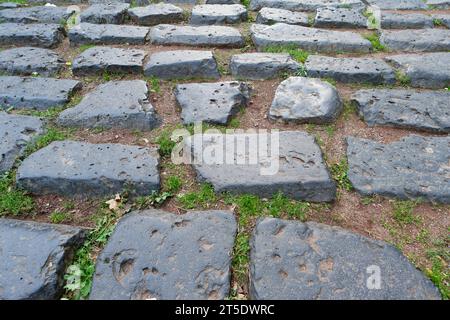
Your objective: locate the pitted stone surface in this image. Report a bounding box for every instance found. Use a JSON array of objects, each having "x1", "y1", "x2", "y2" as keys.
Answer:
[
  {"x1": 380, "y1": 29, "x2": 450, "y2": 52},
  {"x1": 230, "y1": 52, "x2": 300, "y2": 80},
  {"x1": 16, "y1": 141, "x2": 160, "y2": 197},
  {"x1": 250, "y1": 218, "x2": 441, "y2": 300},
  {"x1": 190, "y1": 4, "x2": 247, "y2": 25},
  {"x1": 175, "y1": 81, "x2": 250, "y2": 125},
  {"x1": 89, "y1": 209, "x2": 237, "y2": 300},
  {"x1": 69, "y1": 23, "x2": 150, "y2": 45},
  {"x1": 427, "y1": 0, "x2": 450, "y2": 8},
  {"x1": 250, "y1": 23, "x2": 372, "y2": 53},
  {"x1": 0, "y1": 47, "x2": 64, "y2": 76},
  {"x1": 347, "y1": 135, "x2": 450, "y2": 203},
  {"x1": 249, "y1": 0, "x2": 364, "y2": 11},
  {"x1": 269, "y1": 77, "x2": 343, "y2": 124},
  {"x1": 352, "y1": 89, "x2": 450, "y2": 133},
  {"x1": 128, "y1": 3, "x2": 183, "y2": 26},
  {"x1": 0, "y1": 219, "x2": 87, "y2": 300},
  {"x1": 367, "y1": 0, "x2": 427, "y2": 9},
  {"x1": 0, "y1": 76, "x2": 81, "y2": 110},
  {"x1": 256, "y1": 7, "x2": 309, "y2": 25},
  {"x1": 0, "y1": 6, "x2": 74, "y2": 24},
  {"x1": 313, "y1": 7, "x2": 367, "y2": 28},
  {"x1": 144, "y1": 50, "x2": 220, "y2": 80},
  {"x1": 305, "y1": 55, "x2": 396, "y2": 85},
  {"x1": 188, "y1": 131, "x2": 336, "y2": 202},
  {"x1": 80, "y1": 3, "x2": 130, "y2": 24},
  {"x1": 0, "y1": 23, "x2": 65, "y2": 48},
  {"x1": 381, "y1": 12, "x2": 434, "y2": 29}
]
